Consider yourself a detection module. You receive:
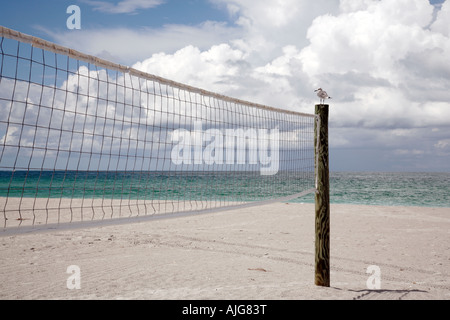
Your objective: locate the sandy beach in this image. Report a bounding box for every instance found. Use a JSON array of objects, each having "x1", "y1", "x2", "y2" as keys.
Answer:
[{"x1": 0, "y1": 202, "x2": 449, "y2": 300}]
